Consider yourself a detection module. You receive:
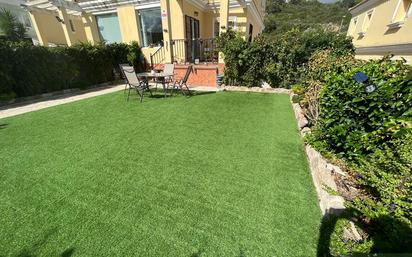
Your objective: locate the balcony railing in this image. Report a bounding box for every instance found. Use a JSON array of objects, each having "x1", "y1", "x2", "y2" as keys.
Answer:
[
  {"x1": 149, "y1": 38, "x2": 219, "y2": 67},
  {"x1": 171, "y1": 38, "x2": 218, "y2": 64},
  {"x1": 149, "y1": 44, "x2": 165, "y2": 69}
]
